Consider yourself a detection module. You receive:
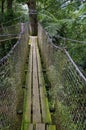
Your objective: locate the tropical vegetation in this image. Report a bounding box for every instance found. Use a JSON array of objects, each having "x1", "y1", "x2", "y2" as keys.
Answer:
[{"x1": 0, "y1": 0, "x2": 86, "y2": 74}]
